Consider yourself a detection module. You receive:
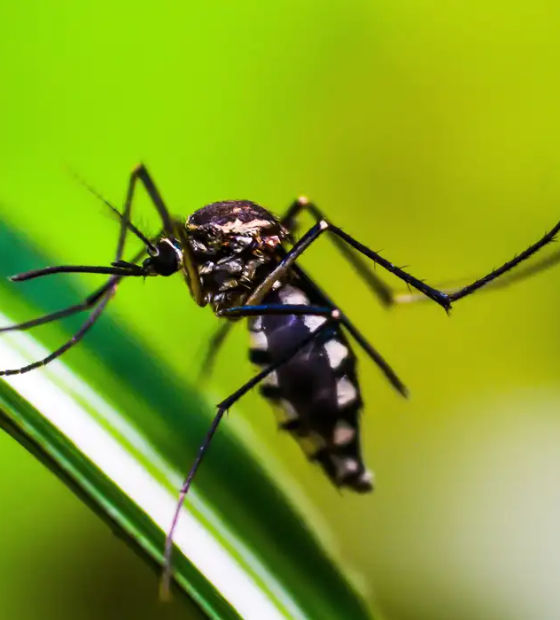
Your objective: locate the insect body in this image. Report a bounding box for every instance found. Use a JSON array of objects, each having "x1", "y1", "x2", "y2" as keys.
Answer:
[
  {"x1": 181, "y1": 201, "x2": 368, "y2": 486},
  {"x1": 0, "y1": 164, "x2": 557, "y2": 593},
  {"x1": 180, "y1": 200, "x2": 372, "y2": 489}
]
